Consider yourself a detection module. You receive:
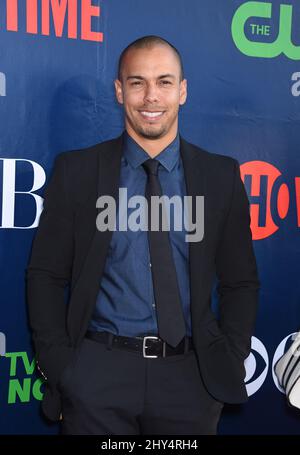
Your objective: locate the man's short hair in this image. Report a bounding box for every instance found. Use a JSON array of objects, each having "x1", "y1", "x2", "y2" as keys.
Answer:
[{"x1": 117, "y1": 35, "x2": 184, "y2": 82}]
